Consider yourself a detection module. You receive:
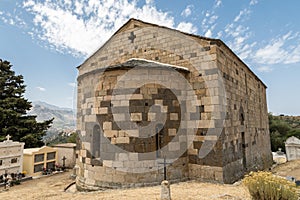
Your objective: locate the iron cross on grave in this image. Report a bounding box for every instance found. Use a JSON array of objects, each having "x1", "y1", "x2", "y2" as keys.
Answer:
[
  {"x1": 62, "y1": 156, "x2": 67, "y2": 168},
  {"x1": 158, "y1": 156, "x2": 172, "y2": 181}
]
